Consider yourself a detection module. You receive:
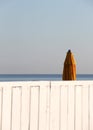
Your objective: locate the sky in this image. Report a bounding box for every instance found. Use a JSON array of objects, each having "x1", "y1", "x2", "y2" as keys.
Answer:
[{"x1": 0, "y1": 0, "x2": 93, "y2": 74}]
